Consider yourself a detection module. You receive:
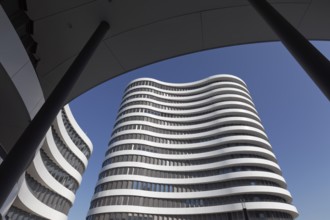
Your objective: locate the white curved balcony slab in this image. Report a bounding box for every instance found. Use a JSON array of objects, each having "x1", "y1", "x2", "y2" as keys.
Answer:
[
  {"x1": 91, "y1": 186, "x2": 293, "y2": 203},
  {"x1": 28, "y1": 151, "x2": 75, "y2": 203},
  {"x1": 87, "y1": 202, "x2": 298, "y2": 218},
  {"x1": 101, "y1": 158, "x2": 281, "y2": 174},
  {"x1": 125, "y1": 75, "x2": 247, "y2": 95},
  {"x1": 121, "y1": 93, "x2": 254, "y2": 111},
  {"x1": 109, "y1": 135, "x2": 272, "y2": 151},
  {"x1": 44, "y1": 130, "x2": 82, "y2": 184},
  {"x1": 118, "y1": 99, "x2": 257, "y2": 116},
  {"x1": 63, "y1": 105, "x2": 93, "y2": 152},
  {"x1": 123, "y1": 84, "x2": 251, "y2": 103},
  {"x1": 115, "y1": 116, "x2": 264, "y2": 132},
  {"x1": 97, "y1": 171, "x2": 287, "y2": 188},
  {"x1": 54, "y1": 114, "x2": 88, "y2": 166},
  {"x1": 116, "y1": 107, "x2": 261, "y2": 124},
  {"x1": 16, "y1": 178, "x2": 67, "y2": 220},
  {"x1": 106, "y1": 146, "x2": 276, "y2": 162},
  {"x1": 111, "y1": 125, "x2": 268, "y2": 141}
]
